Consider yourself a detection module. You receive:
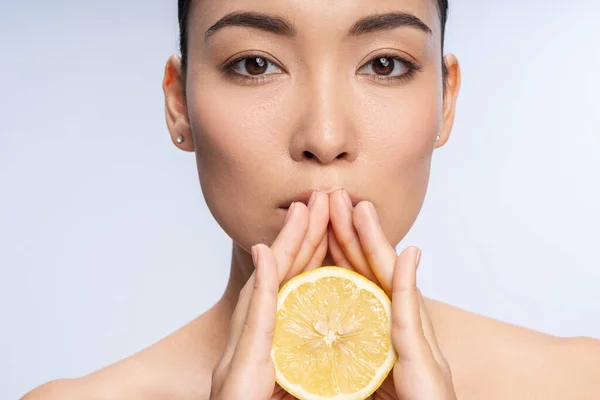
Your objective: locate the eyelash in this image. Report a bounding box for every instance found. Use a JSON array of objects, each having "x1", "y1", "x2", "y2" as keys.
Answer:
[
  {"x1": 221, "y1": 53, "x2": 420, "y2": 85},
  {"x1": 360, "y1": 53, "x2": 421, "y2": 83}
]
